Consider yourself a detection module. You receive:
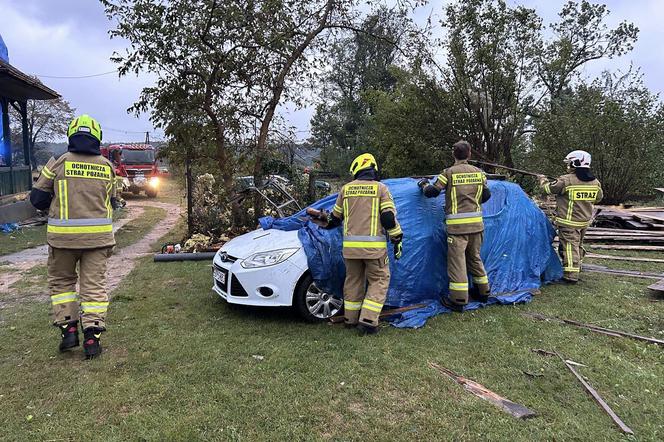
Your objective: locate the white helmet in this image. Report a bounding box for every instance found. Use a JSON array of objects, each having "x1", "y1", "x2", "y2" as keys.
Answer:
[{"x1": 564, "y1": 150, "x2": 591, "y2": 168}]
